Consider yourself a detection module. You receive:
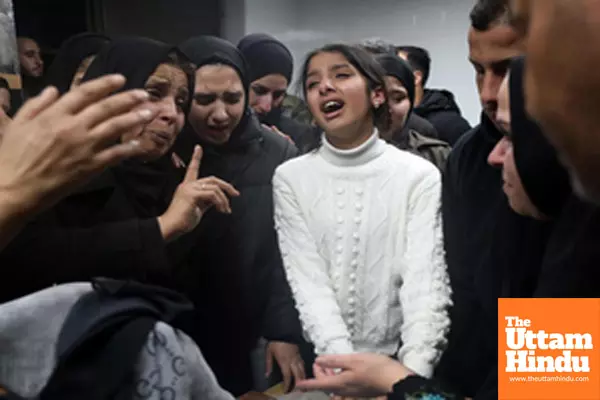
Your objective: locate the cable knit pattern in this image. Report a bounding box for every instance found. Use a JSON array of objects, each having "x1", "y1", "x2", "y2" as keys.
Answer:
[{"x1": 272, "y1": 132, "x2": 452, "y2": 378}]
